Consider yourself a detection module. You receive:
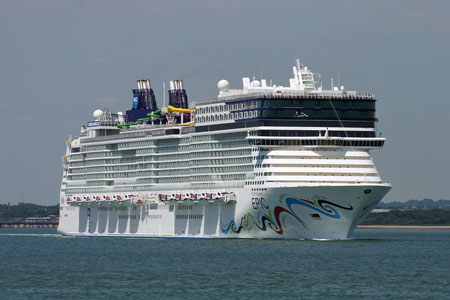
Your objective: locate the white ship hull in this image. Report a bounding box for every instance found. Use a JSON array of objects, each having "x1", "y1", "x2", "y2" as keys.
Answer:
[
  {"x1": 58, "y1": 183, "x2": 390, "y2": 239},
  {"x1": 59, "y1": 60, "x2": 391, "y2": 240}
]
